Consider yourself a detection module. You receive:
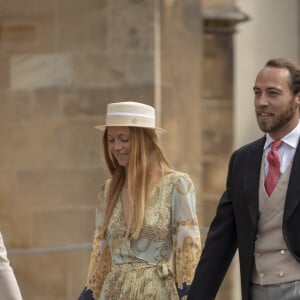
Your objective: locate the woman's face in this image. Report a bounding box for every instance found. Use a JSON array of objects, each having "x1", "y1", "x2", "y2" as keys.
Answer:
[{"x1": 107, "y1": 126, "x2": 131, "y2": 168}]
